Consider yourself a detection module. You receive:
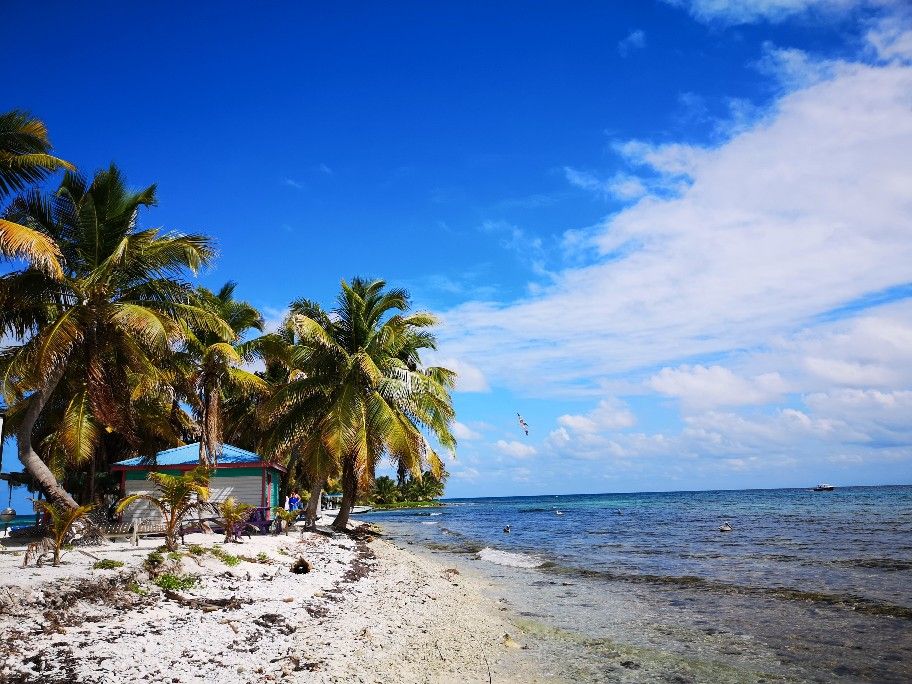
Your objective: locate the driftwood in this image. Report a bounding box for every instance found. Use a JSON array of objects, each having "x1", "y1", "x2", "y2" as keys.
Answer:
[{"x1": 162, "y1": 589, "x2": 250, "y2": 611}]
